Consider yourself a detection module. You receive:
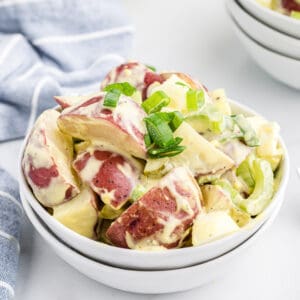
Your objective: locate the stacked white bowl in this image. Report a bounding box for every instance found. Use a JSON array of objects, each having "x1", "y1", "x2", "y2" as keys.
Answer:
[
  {"x1": 226, "y1": 0, "x2": 300, "y2": 89},
  {"x1": 18, "y1": 100, "x2": 290, "y2": 294}
]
